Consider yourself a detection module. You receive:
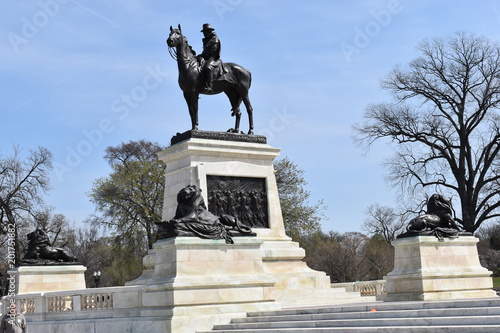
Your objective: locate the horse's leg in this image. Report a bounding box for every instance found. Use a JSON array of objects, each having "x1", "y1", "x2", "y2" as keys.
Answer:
[
  {"x1": 183, "y1": 91, "x2": 199, "y2": 130},
  {"x1": 231, "y1": 65, "x2": 254, "y2": 134},
  {"x1": 241, "y1": 92, "x2": 254, "y2": 135},
  {"x1": 225, "y1": 89, "x2": 242, "y2": 133},
  {"x1": 233, "y1": 106, "x2": 242, "y2": 133}
]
